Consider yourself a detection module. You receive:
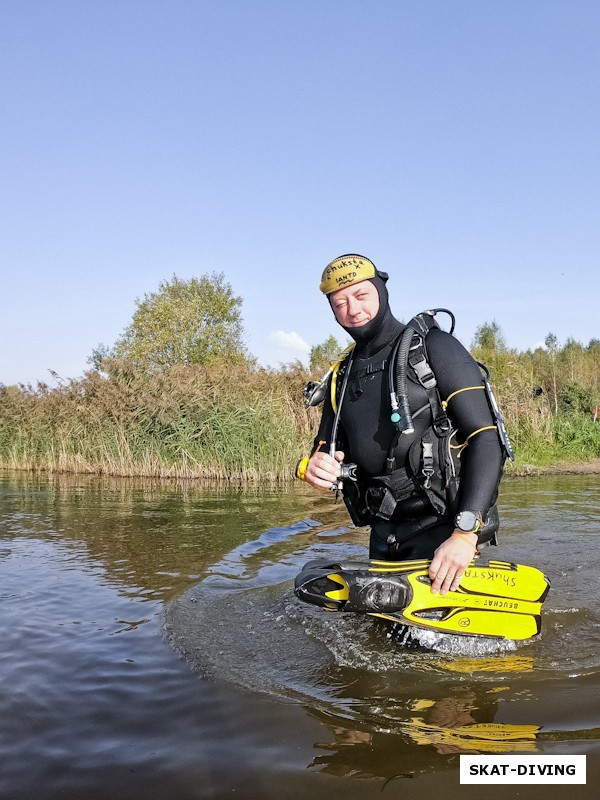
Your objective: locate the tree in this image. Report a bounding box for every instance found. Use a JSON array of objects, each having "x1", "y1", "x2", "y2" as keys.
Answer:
[
  {"x1": 87, "y1": 343, "x2": 111, "y2": 371},
  {"x1": 471, "y1": 320, "x2": 507, "y2": 353},
  {"x1": 544, "y1": 332, "x2": 560, "y2": 414},
  {"x1": 560, "y1": 337, "x2": 585, "y2": 383},
  {"x1": 587, "y1": 339, "x2": 600, "y2": 390},
  {"x1": 309, "y1": 334, "x2": 348, "y2": 373},
  {"x1": 113, "y1": 273, "x2": 248, "y2": 368}
]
